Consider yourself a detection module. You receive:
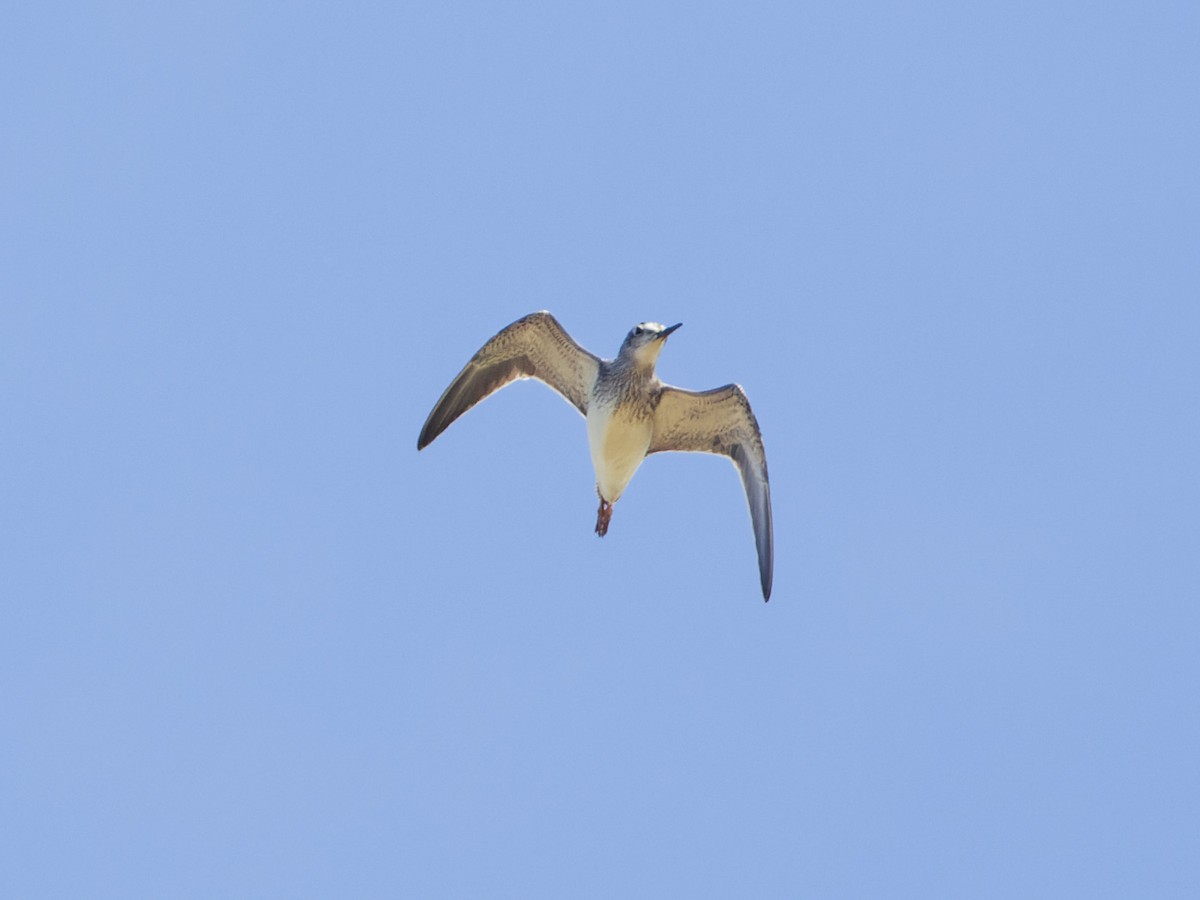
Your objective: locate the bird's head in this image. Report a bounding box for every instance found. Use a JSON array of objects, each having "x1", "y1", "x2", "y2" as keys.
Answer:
[{"x1": 618, "y1": 321, "x2": 682, "y2": 369}]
